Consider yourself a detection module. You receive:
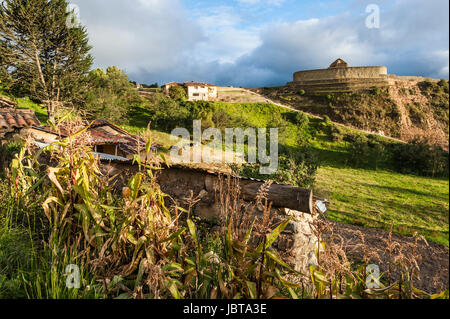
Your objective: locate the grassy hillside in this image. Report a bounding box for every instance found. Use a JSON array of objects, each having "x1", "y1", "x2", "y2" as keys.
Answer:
[
  {"x1": 315, "y1": 167, "x2": 449, "y2": 245},
  {"x1": 257, "y1": 79, "x2": 449, "y2": 150},
  {"x1": 125, "y1": 99, "x2": 448, "y2": 245},
  {"x1": 2, "y1": 88, "x2": 449, "y2": 245}
]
